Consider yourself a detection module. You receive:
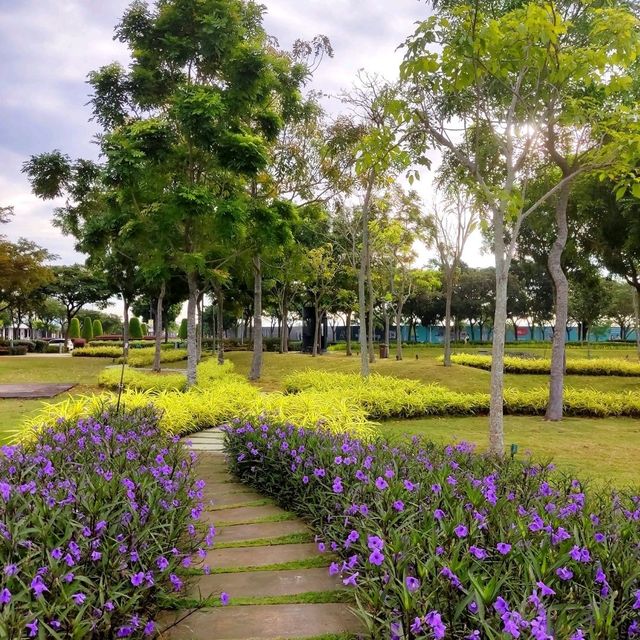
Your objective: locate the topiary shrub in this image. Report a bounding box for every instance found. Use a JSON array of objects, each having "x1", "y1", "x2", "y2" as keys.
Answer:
[
  {"x1": 81, "y1": 317, "x2": 94, "y2": 341},
  {"x1": 33, "y1": 339, "x2": 48, "y2": 353},
  {"x1": 69, "y1": 318, "x2": 81, "y2": 339},
  {"x1": 141, "y1": 322, "x2": 148, "y2": 336},
  {"x1": 92, "y1": 319, "x2": 103, "y2": 337},
  {"x1": 178, "y1": 318, "x2": 188, "y2": 340},
  {"x1": 71, "y1": 338, "x2": 86, "y2": 349},
  {"x1": 129, "y1": 317, "x2": 143, "y2": 340}
]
